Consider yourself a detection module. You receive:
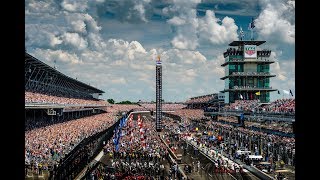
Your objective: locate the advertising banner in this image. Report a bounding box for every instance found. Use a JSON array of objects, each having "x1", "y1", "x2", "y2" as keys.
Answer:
[{"x1": 244, "y1": 45, "x2": 257, "y2": 58}]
